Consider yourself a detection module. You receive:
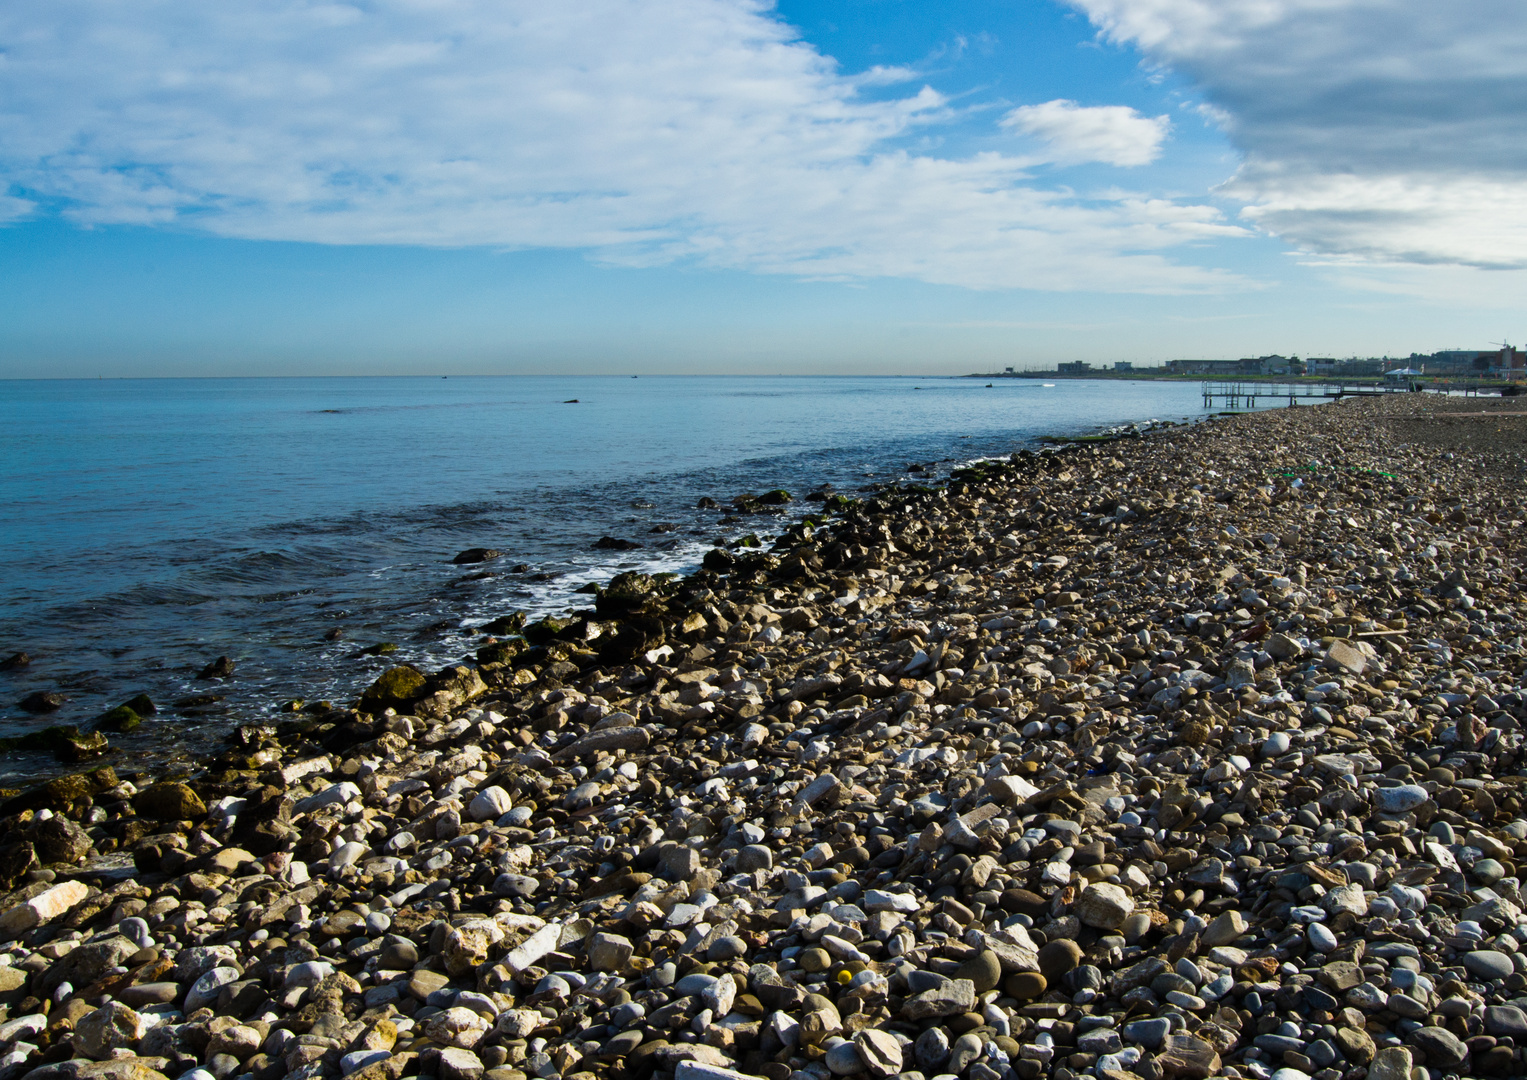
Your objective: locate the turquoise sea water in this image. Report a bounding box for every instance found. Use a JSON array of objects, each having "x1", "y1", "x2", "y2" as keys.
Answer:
[{"x1": 0, "y1": 374, "x2": 1219, "y2": 773}]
